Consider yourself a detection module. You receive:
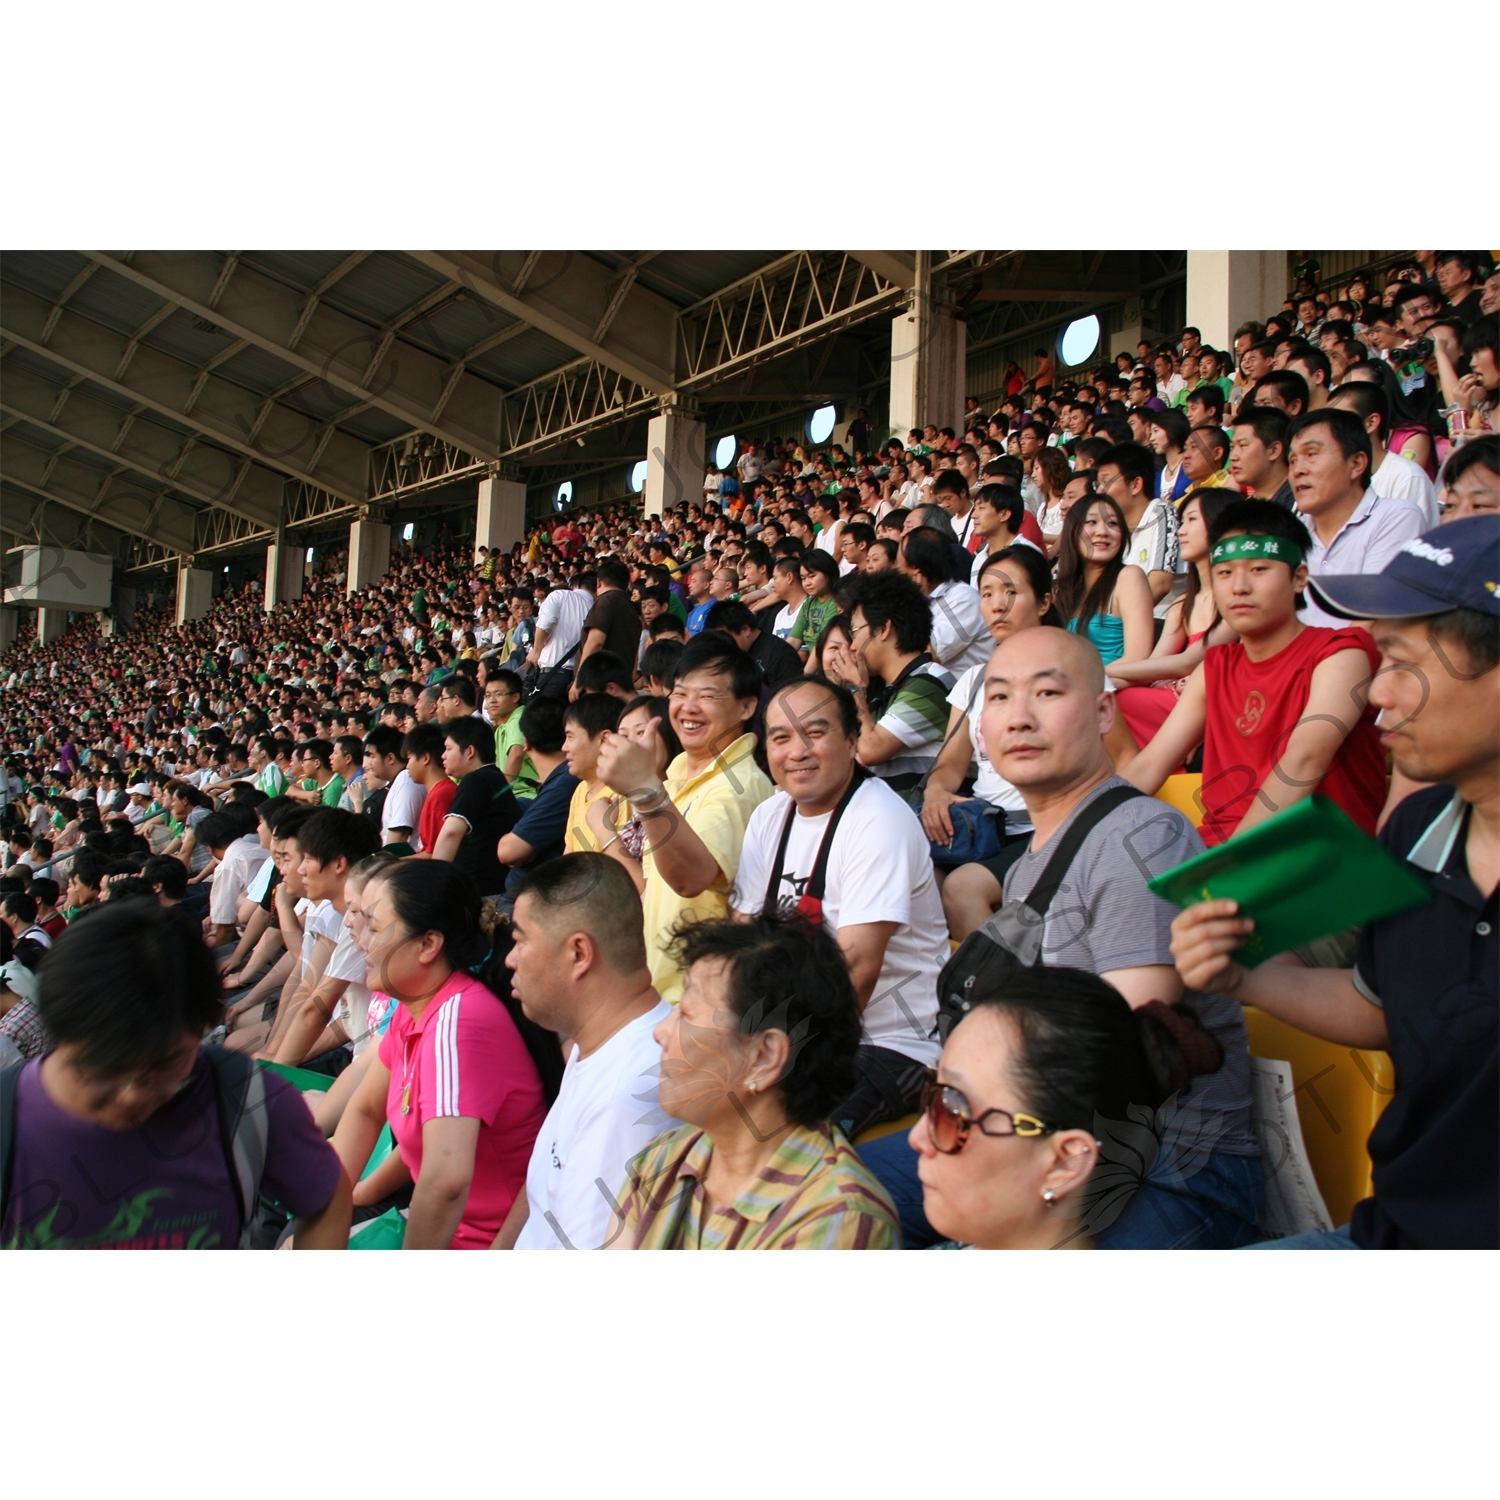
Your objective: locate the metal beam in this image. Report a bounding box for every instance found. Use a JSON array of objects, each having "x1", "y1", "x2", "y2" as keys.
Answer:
[
  {"x1": 83, "y1": 252, "x2": 500, "y2": 460},
  {"x1": 0, "y1": 287, "x2": 364, "y2": 503},
  {"x1": 407, "y1": 251, "x2": 678, "y2": 394},
  {"x1": 849, "y1": 251, "x2": 916, "y2": 289}
]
